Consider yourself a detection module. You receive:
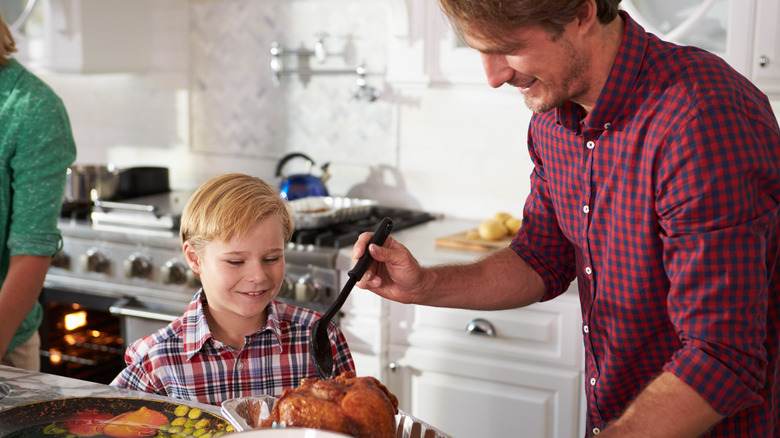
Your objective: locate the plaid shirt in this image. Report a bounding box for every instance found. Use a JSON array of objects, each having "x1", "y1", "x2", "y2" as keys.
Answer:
[
  {"x1": 111, "y1": 290, "x2": 355, "y2": 406},
  {"x1": 511, "y1": 12, "x2": 780, "y2": 437}
]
